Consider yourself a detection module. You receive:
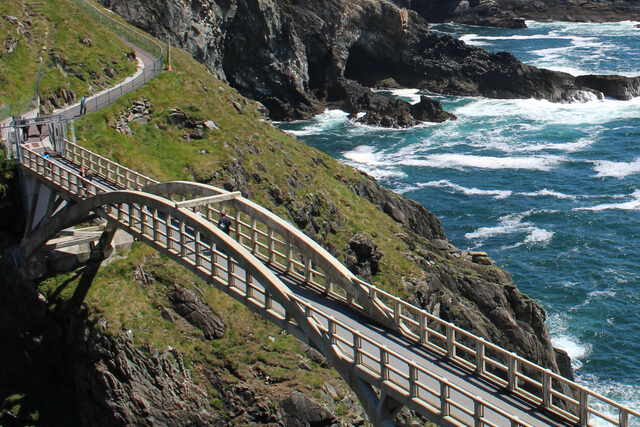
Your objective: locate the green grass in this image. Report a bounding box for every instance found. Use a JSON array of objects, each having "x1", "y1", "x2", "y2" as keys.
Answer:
[{"x1": 0, "y1": 0, "x2": 136, "y2": 112}]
